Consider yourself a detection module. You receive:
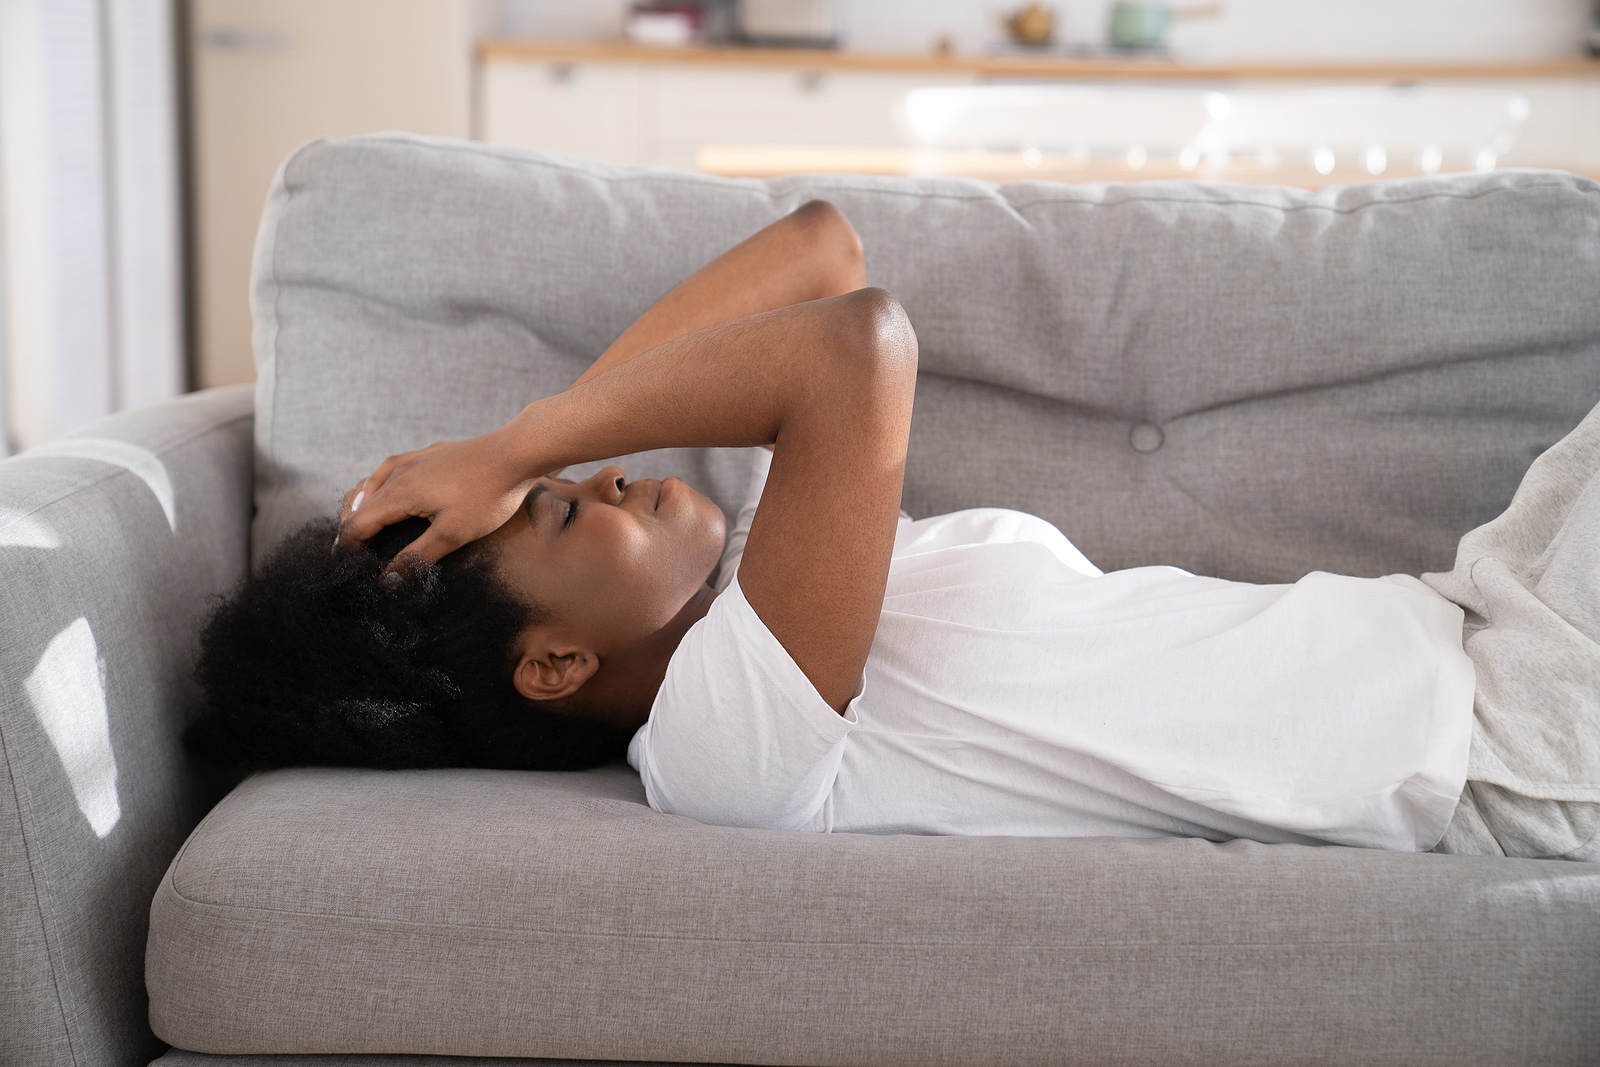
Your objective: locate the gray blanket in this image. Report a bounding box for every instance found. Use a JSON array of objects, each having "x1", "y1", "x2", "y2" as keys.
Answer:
[{"x1": 1428, "y1": 403, "x2": 1600, "y2": 860}]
